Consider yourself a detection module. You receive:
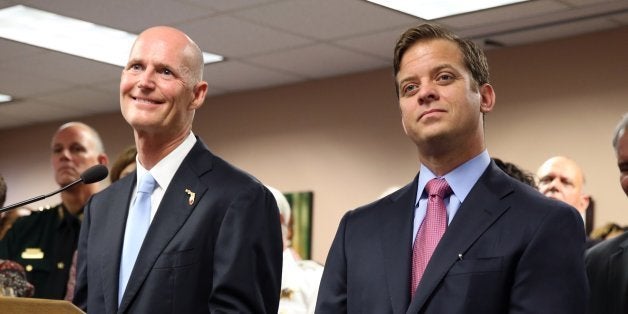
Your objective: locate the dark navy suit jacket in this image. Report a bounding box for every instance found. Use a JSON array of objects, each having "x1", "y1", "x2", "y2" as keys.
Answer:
[
  {"x1": 585, "y1": 231, "x2": 628, "y2": 314},
  {"x1": 316, "y1": 162, "x2": 588, "y2": 313},
  {"x1": 73, "y1": 138, "x2": 283, "y2": 314}
]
